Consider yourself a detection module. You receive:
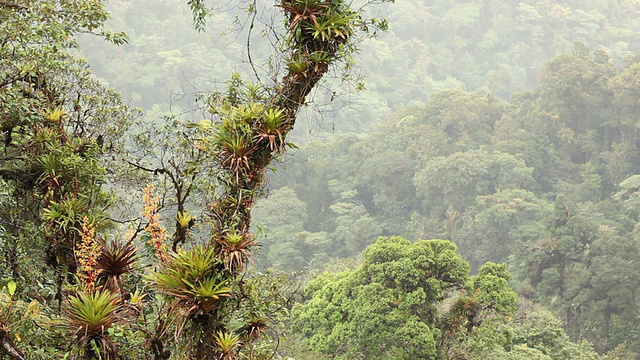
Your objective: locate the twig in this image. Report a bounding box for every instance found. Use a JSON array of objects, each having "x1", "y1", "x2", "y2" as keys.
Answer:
[
  {"x1": 0, "y1": 1, "x2": 26, "y2": 10},
  {"x1": 247, "y1": 0, "x2": 261, "y2": 82},
  {"x1": 125, "y1": 160, "x2": 166, "y2": 175}
]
